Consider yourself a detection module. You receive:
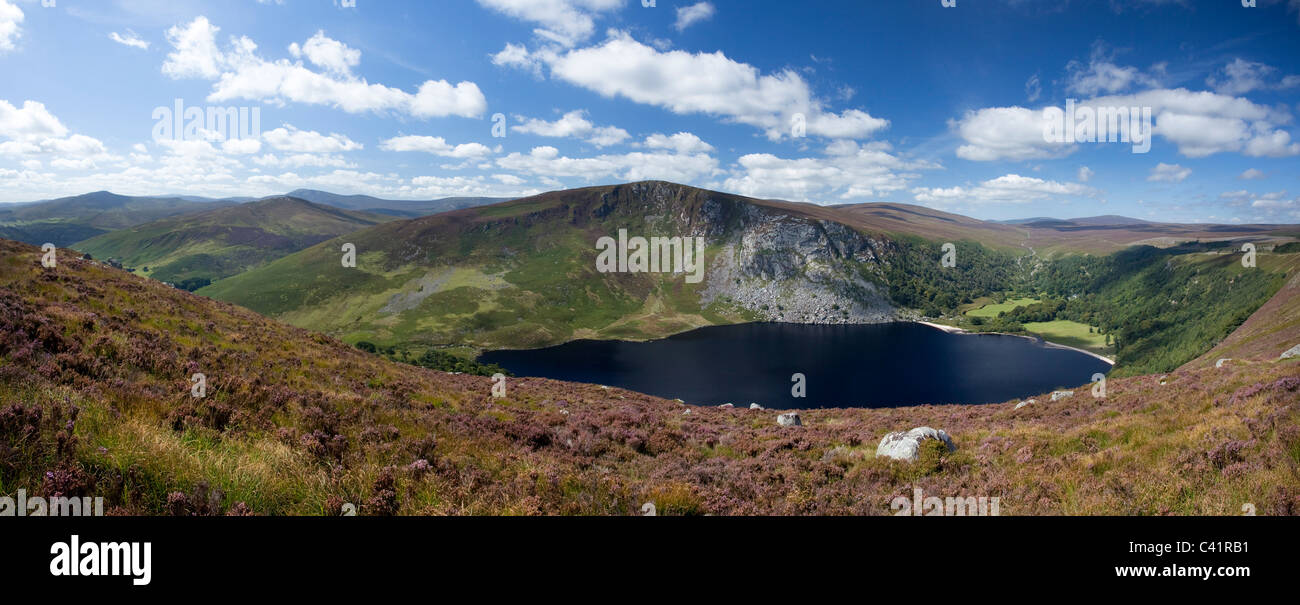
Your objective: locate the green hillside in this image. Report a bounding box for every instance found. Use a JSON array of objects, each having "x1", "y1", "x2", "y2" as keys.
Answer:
[
  {"x1": 75, "y1": 196, "x2": 393, "y2": 288},
  {"x1": 200, "y1": 183, "x2": 768, "y2": 349},
  {"x1": 199, "y1": 182, "x2": 1022, "y2": 352},
  {"x1": 0, "y1": 191, "x2": 236, "y2": 247}
]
